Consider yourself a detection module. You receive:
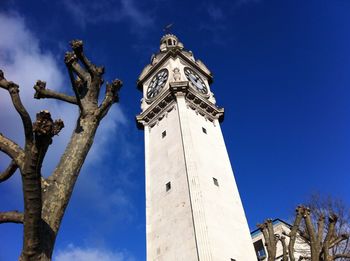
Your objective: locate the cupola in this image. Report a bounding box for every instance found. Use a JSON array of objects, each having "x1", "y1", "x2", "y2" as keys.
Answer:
[{"x1": 160, "y1": 34, "x2": 184, "y2": 52}]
